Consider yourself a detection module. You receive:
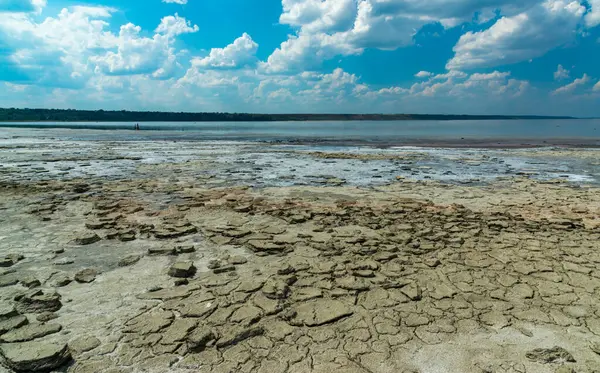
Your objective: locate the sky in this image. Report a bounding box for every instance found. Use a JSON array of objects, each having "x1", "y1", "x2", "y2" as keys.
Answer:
[{"x1": 0, "y1": 0, "x2": 599, "y2": 116}]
